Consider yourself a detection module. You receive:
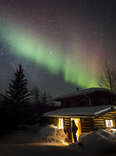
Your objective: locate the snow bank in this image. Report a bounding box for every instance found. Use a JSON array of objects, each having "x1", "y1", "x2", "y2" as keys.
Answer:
[
  {"x1": 37, "y1": 125, "x2": 67, "y2": 144},
  {"x1": 69, "y1": 129, "x2": 116, "y2": 154}
]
